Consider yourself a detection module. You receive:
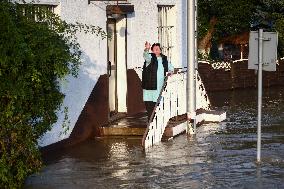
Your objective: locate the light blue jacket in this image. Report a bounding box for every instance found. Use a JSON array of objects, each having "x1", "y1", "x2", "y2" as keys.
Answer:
[{"x1": 143, "y1": 51, "x2": 174, "y2": 102}]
